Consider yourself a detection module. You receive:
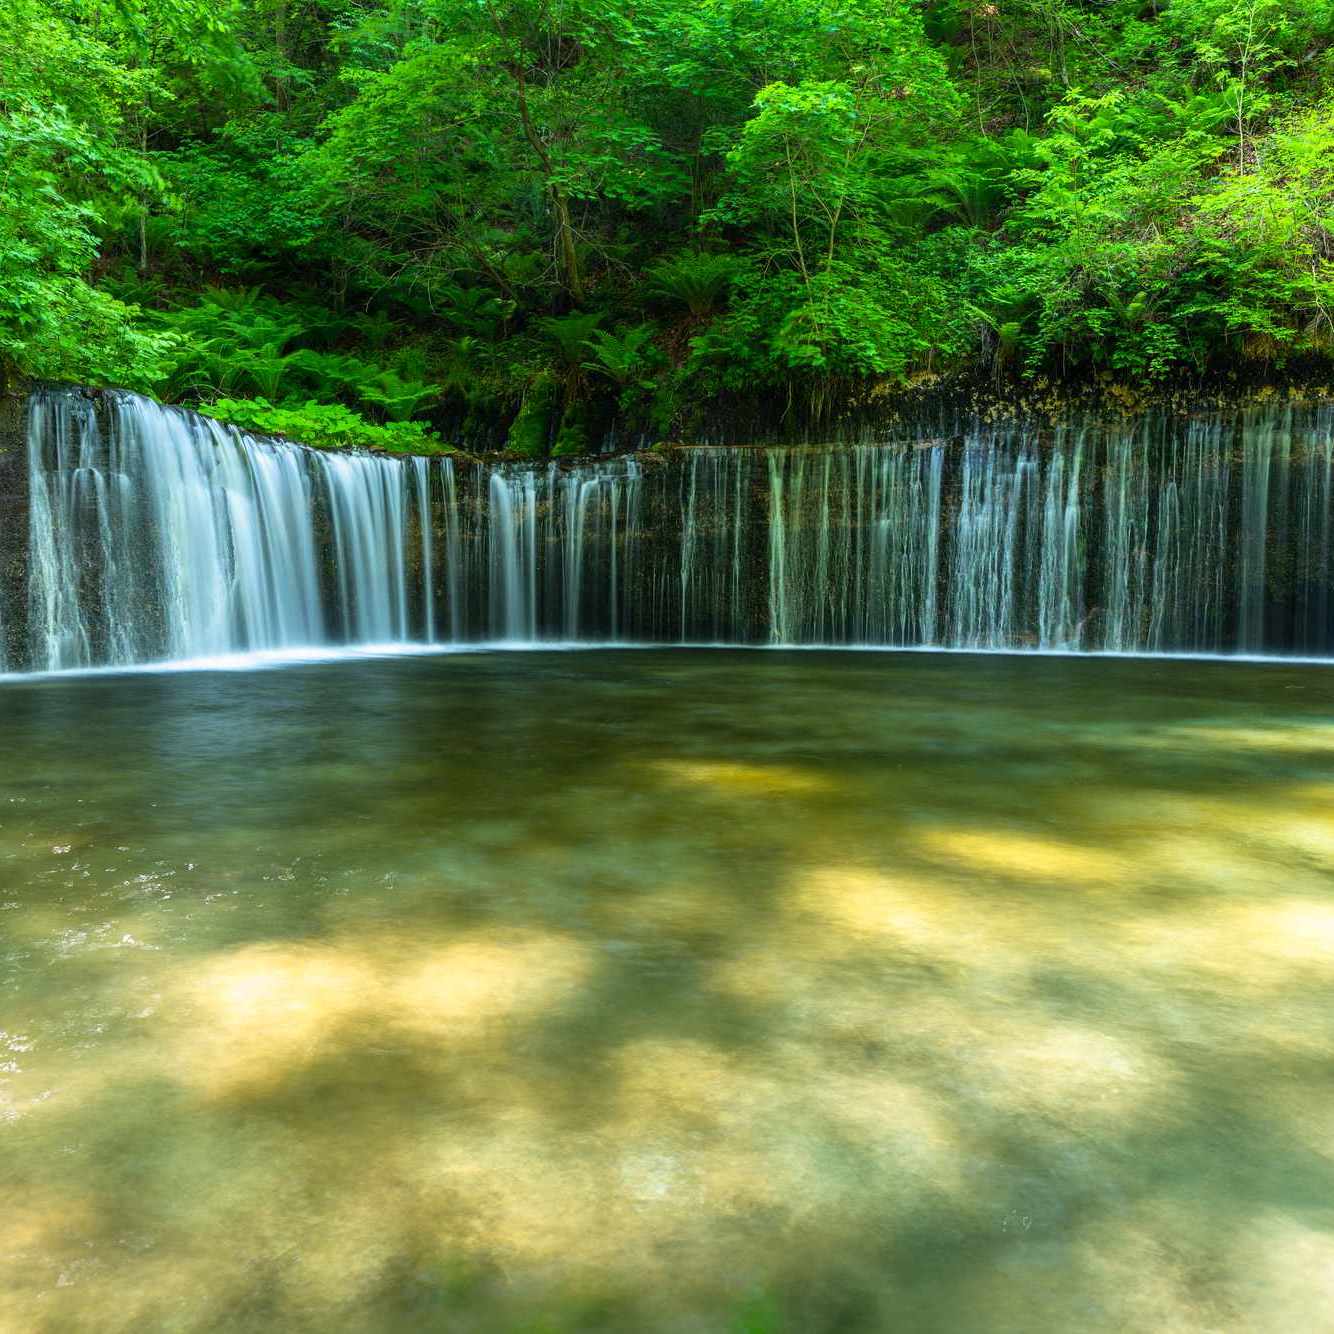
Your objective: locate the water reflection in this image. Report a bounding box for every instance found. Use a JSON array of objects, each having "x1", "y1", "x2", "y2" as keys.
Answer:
[{"x1": 1, "y1": 650, "x2": 1332, "y2": 1332}]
